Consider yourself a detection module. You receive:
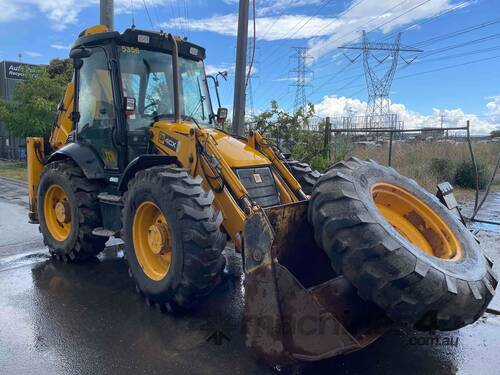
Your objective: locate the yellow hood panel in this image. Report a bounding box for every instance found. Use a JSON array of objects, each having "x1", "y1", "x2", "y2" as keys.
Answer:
[
  {"x1": 207, "y1": 129, "x2": 271, "y2": 168},
  {"x1": 153, "y1": 121, "x2": 271, "y2": 168}
]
